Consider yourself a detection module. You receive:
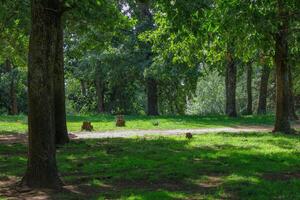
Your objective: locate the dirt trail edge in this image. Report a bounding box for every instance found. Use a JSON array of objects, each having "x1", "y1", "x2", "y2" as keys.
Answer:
[
  {"x1": 1, "y1": 124, "x2": 299, "y2": 144},
  {"x1": 72, "y1": 124, "x2": 300, "y2": 139}
]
